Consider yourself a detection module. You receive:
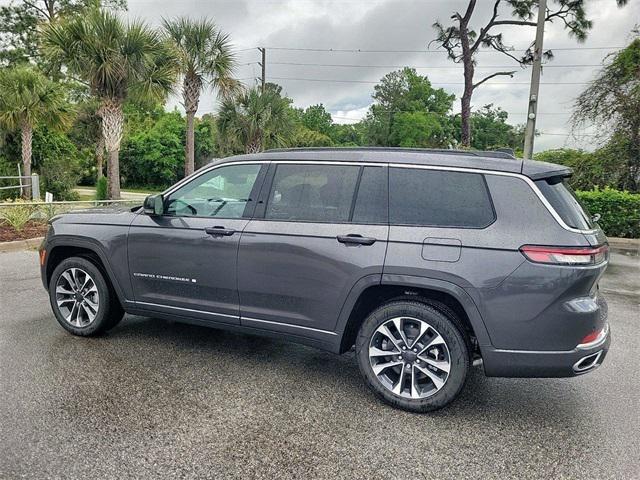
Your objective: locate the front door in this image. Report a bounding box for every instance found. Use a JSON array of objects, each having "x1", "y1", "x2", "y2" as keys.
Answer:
[
  {"x1": 238, "y1": 162, "x2": 389, "y2": 335},
  {"x1": 128, "y1": 162, "x2": 266, "y2": 324}
]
